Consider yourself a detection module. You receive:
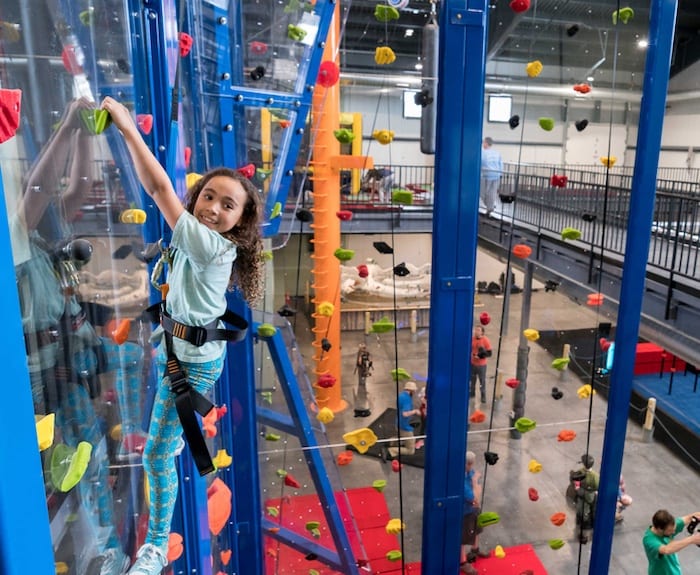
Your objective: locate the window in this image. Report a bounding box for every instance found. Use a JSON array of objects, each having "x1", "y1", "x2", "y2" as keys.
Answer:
[
  {"x1": 403, "y1": 90, "x2": 422, "y2": 119},
  {"x1": 488, "y1": 94, "x2": 512, "y2": 123}
]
